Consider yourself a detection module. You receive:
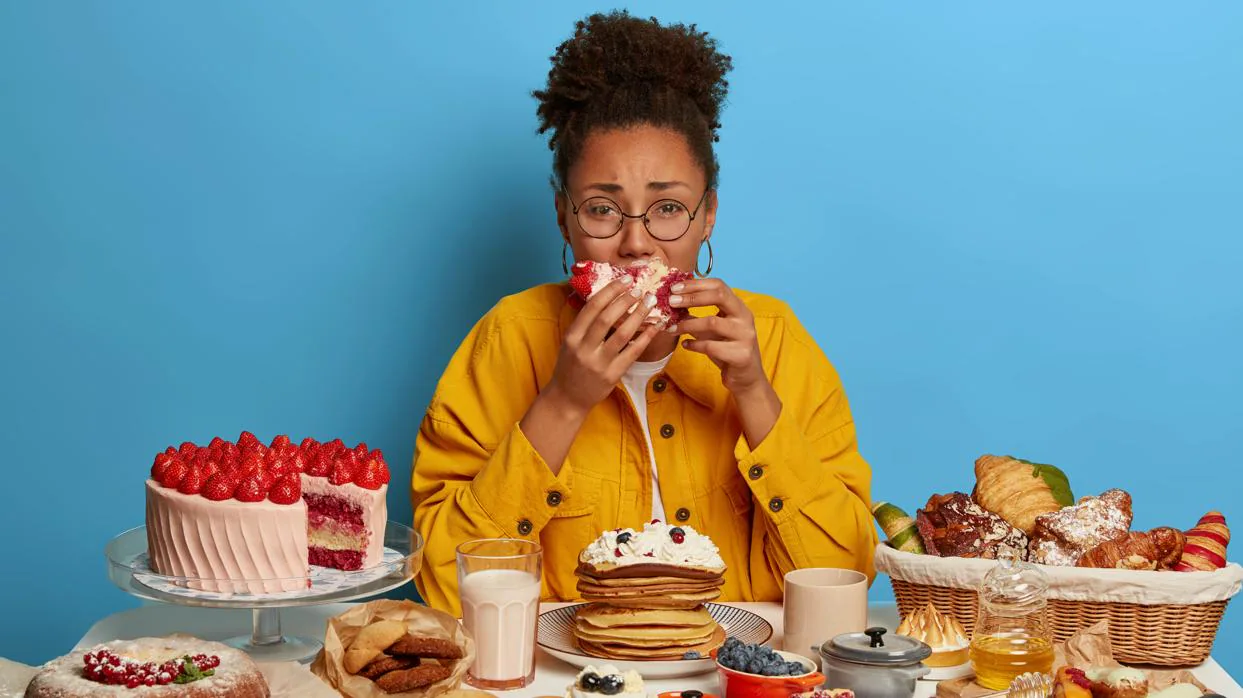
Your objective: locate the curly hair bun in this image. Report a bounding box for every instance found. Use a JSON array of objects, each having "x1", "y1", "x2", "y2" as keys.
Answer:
[{"x1": 534, "y1": 10, "x2": 733, "y2": 187}]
